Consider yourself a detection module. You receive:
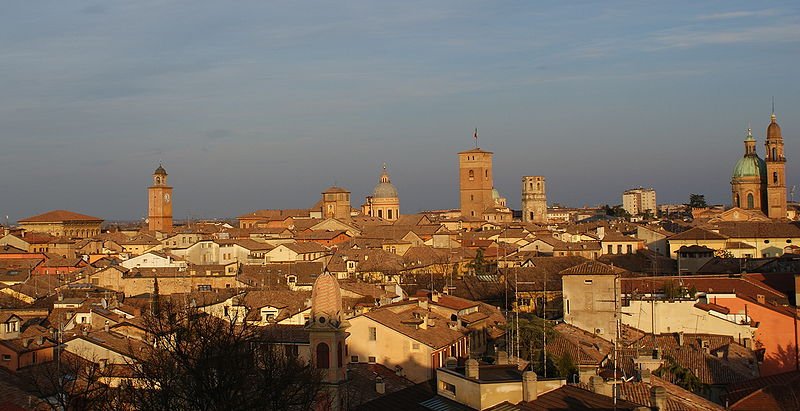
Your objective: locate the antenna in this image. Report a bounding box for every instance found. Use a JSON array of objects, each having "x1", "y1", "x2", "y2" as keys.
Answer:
[{"x1": 772, "y1": 96, "x2": 775, "y2": 115}]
